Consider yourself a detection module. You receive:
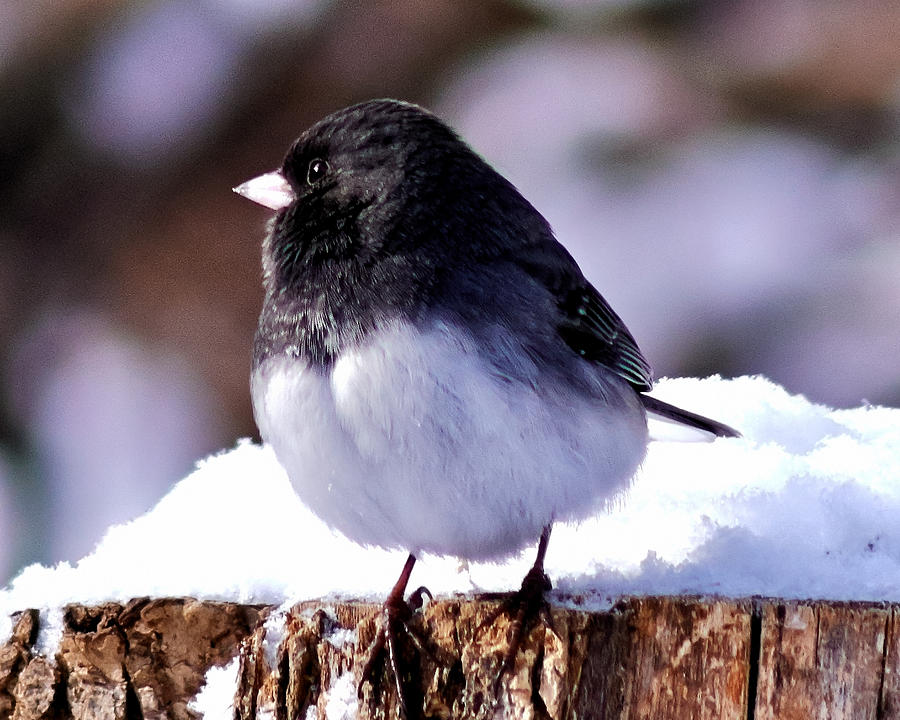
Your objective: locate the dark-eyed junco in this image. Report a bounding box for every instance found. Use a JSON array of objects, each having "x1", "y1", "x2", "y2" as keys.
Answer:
[{"x1": 235, "y1": 98, "x2": 738, "y2": 714}]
